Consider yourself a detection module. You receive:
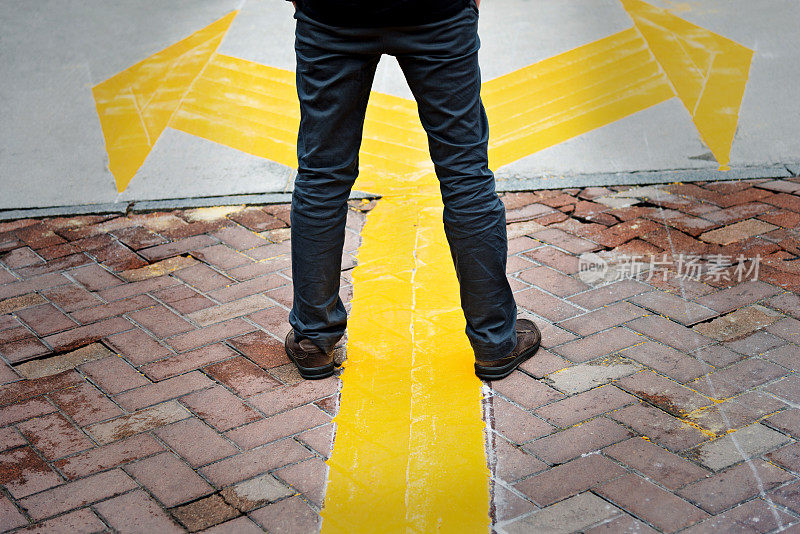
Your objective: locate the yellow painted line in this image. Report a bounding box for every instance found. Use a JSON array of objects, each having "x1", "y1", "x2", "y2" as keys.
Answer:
[
  {"x1": 89, "y1": 4, "x2": 755, "y2": 529},
  {"x1": 322, "y1": 186, "x2": 489, "y2": 532}
]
